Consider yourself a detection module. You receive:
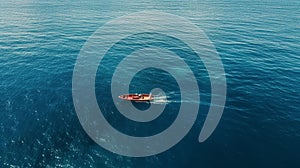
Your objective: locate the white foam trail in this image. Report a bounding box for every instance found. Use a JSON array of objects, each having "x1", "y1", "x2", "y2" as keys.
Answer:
[{"x1": 151, "y1": 94, "x2": 171, "y2": 104}]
